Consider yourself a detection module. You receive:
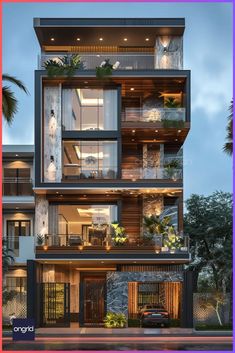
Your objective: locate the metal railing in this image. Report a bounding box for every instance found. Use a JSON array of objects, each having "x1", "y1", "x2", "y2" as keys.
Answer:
[
  {"x1": 2, "y1": 178, "x2": 33, "y2": 196},
  {"x1": 36, "y1": 233, "x2": 190, "y2": 254},
  {"x1": 63, "y1": 166, "x2": 117, "y2": 180},
  {"x1": 39, "y1": 53, "x2": 155, "y2": 70},
  {"x1": 122, "y1": 107, "x2": 186, "y2": 123}
]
